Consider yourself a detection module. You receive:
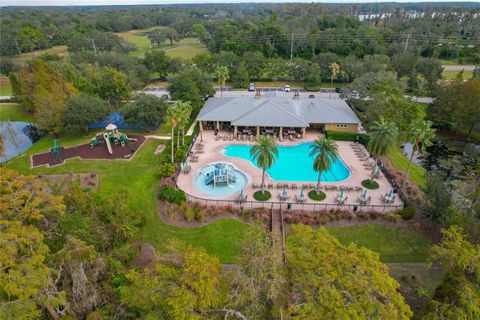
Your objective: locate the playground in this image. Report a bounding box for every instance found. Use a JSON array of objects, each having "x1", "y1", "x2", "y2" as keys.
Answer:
[{"x1": 31, "y1": 124, "x2": 146, "y2": 167}]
